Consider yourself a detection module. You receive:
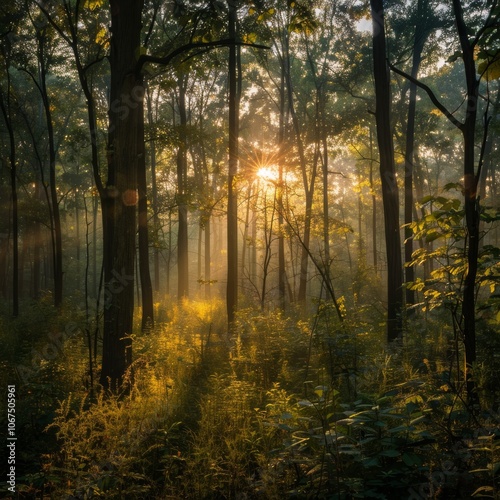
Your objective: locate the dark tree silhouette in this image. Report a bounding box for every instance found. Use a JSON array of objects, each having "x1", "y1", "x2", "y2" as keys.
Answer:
[{"x1": 371, "y1": 0, "x2": 403, "y2": 341}]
